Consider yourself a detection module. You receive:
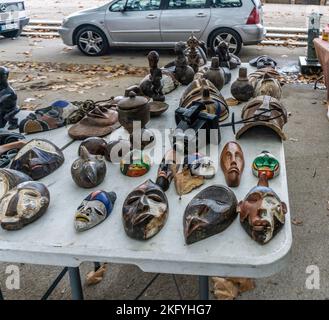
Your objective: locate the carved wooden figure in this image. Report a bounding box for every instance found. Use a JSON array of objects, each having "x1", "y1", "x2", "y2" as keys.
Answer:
[{"x1": 71, "y1": 146, "x2": 106, "y2": 188}]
